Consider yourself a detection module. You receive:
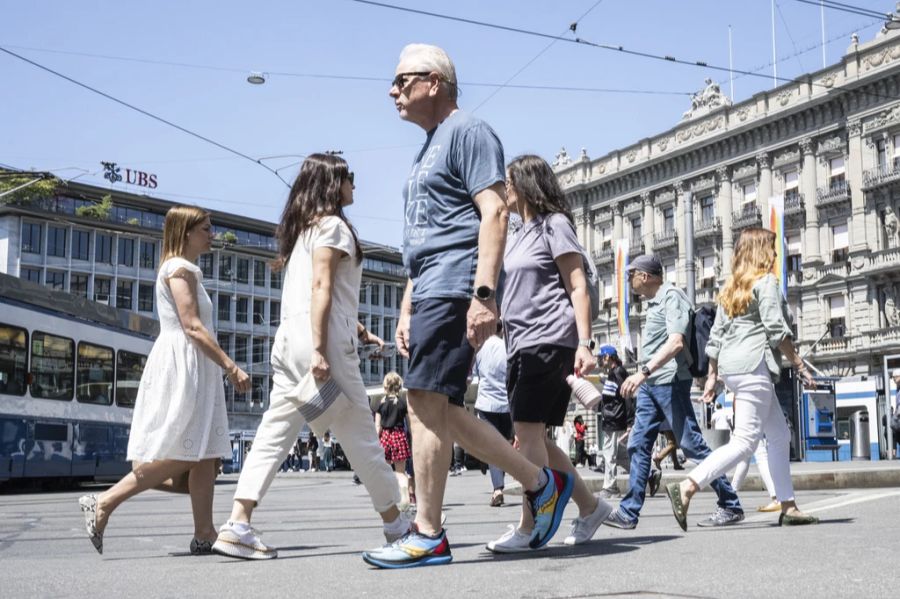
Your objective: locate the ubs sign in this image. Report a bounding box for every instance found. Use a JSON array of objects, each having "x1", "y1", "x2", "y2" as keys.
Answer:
[{"x1": 102, "y1": 161, "x2": 158, "y2": 189}]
